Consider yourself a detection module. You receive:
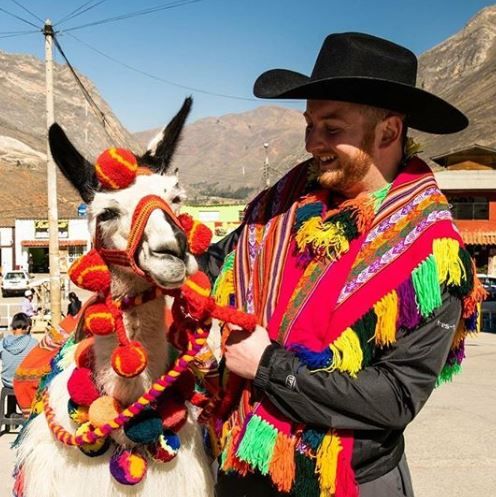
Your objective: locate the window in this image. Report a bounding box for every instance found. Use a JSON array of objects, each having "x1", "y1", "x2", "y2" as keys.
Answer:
[{"x1": 447, "y1": 196, "x2": 489, "y2": 220}]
